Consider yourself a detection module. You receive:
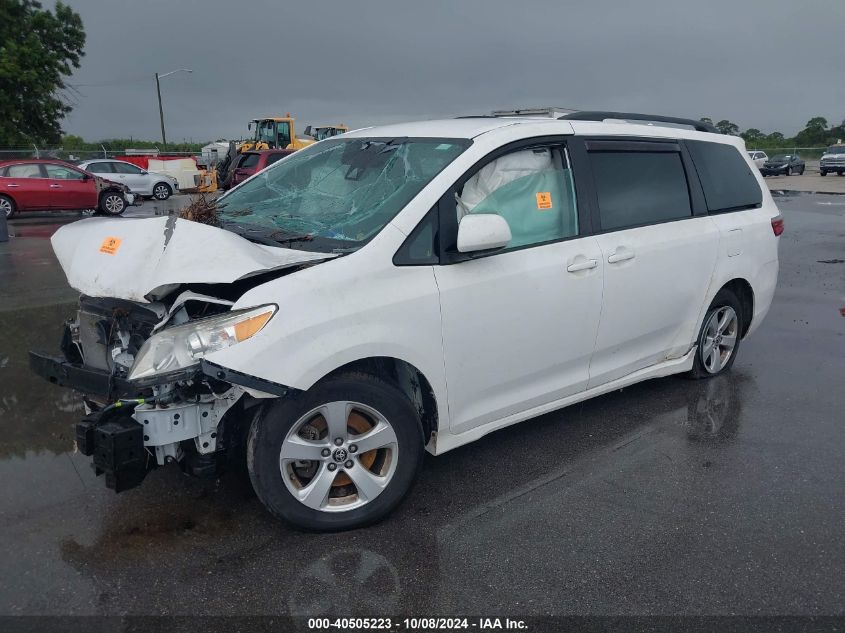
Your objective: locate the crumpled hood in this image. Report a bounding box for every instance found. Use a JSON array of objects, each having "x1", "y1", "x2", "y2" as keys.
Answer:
[{"x1": 51, "y1": 215, "x2": 335, "y2": 302}]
